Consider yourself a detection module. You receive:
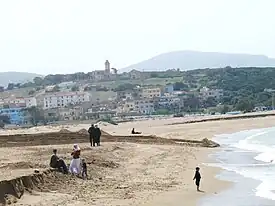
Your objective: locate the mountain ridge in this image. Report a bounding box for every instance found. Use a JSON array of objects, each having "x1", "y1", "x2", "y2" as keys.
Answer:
[
  {"x1": 121, "y1": 51, "x2": 275, "y2": 72},
  {"x1": 0, "y1": 72, "x2": 43, "y2": 87}
]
